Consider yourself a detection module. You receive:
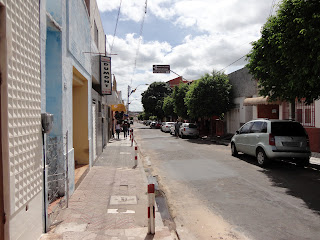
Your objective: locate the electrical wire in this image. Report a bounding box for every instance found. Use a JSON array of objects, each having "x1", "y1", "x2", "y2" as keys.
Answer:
[
  {"x1": 110, "y1": 0, "x2": 123, "y2": 54},
  {"x1": 217, "y1": 54, "x2": 247, "y2": 73},
  {"x1": 130, "y1": 0, "x2": 148, "y2": 85}
]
